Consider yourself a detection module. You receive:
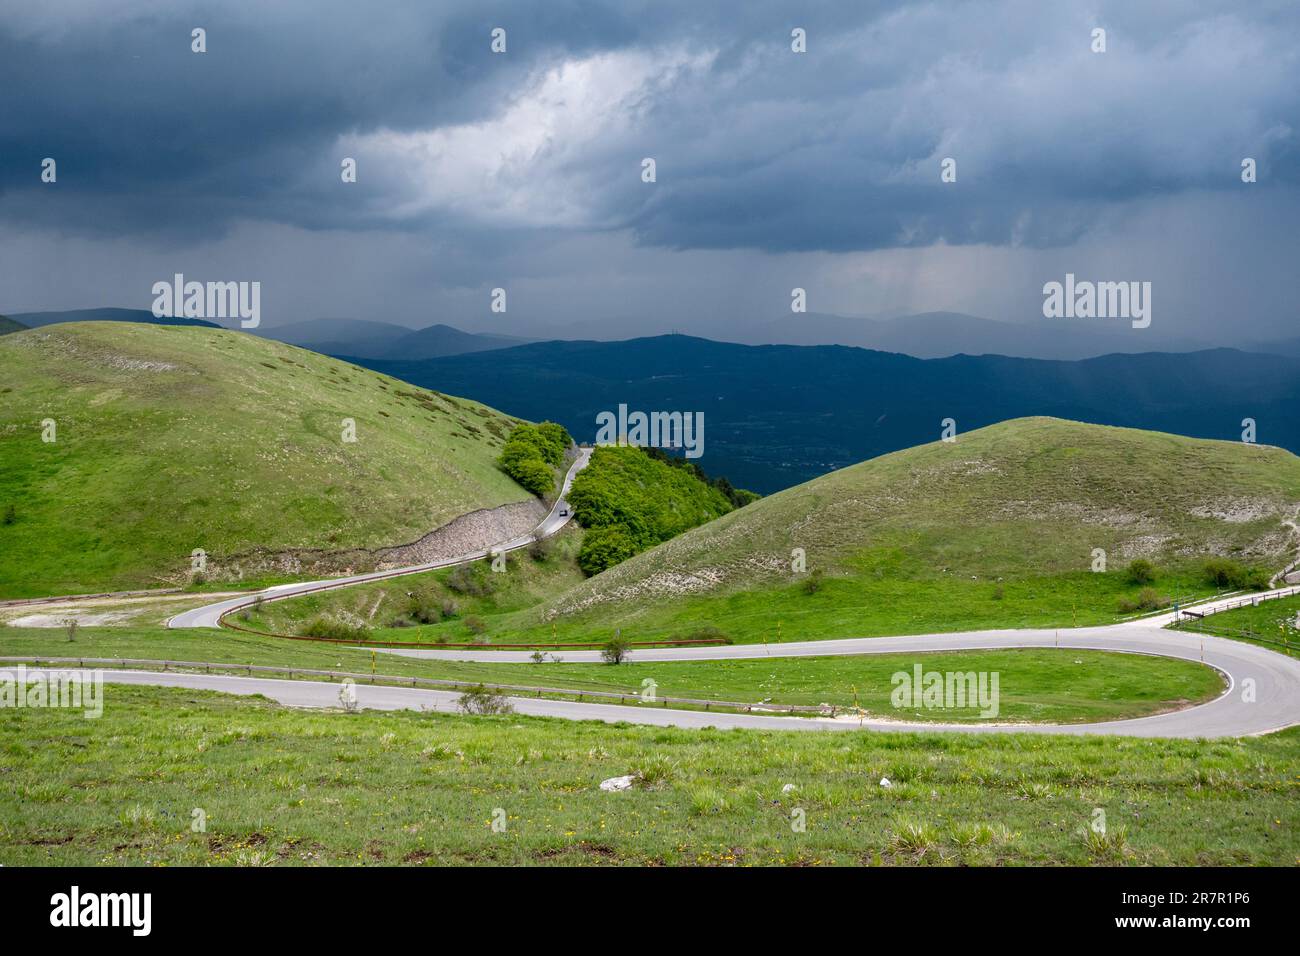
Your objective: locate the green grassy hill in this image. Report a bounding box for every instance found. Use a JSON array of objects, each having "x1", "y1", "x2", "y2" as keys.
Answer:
[
  {"x1": 0, "y1": 322, "x2": 533, "y2": 597},
  {"x1": 505, "y1": 418, "x2": 1300, "y2": 644}
]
